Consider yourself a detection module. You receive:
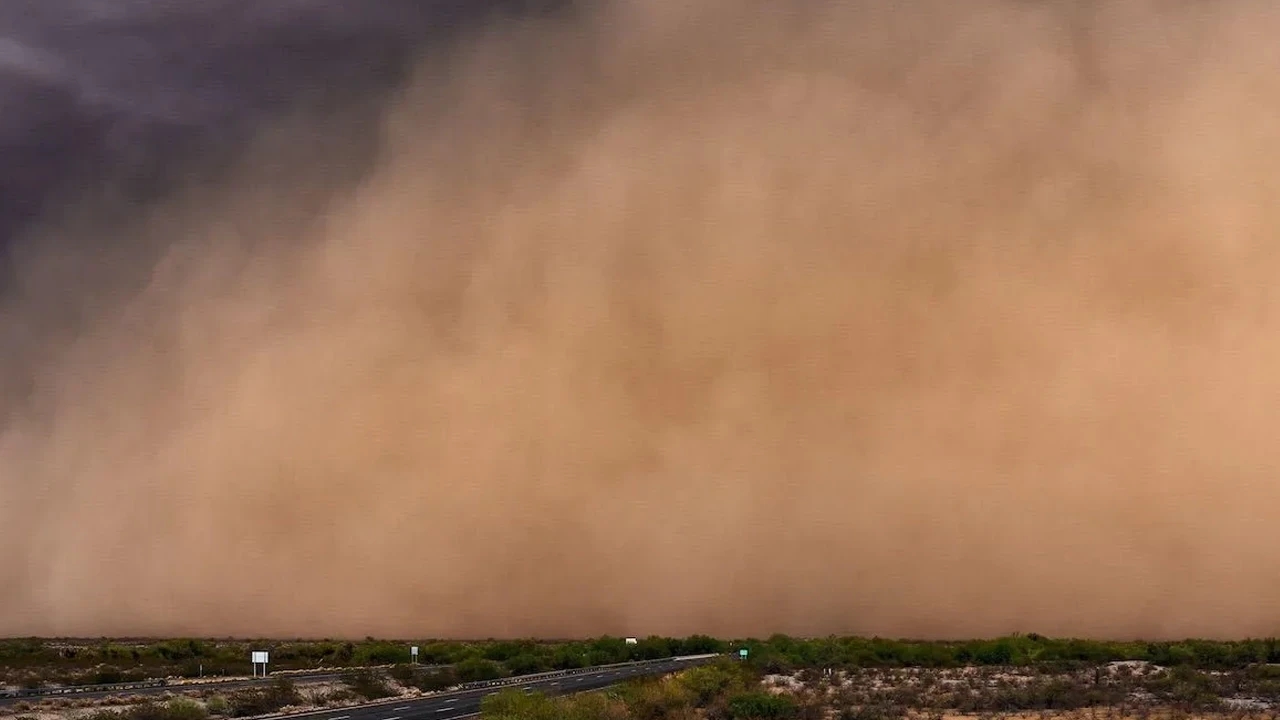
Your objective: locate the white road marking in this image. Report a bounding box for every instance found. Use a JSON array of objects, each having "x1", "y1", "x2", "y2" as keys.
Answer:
[
  {"x1": 384, "y1": 715, "x2": 401, "y2": 720},
  {"x1": 394, "y1": 707, "x2": 410, "y2": 711},
  {"x1": 330, "y1": 716, "x2": 350, "y2": 719},
  {"x1": 442, "y1": 698, "x2": 457, "y2": 704}
]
